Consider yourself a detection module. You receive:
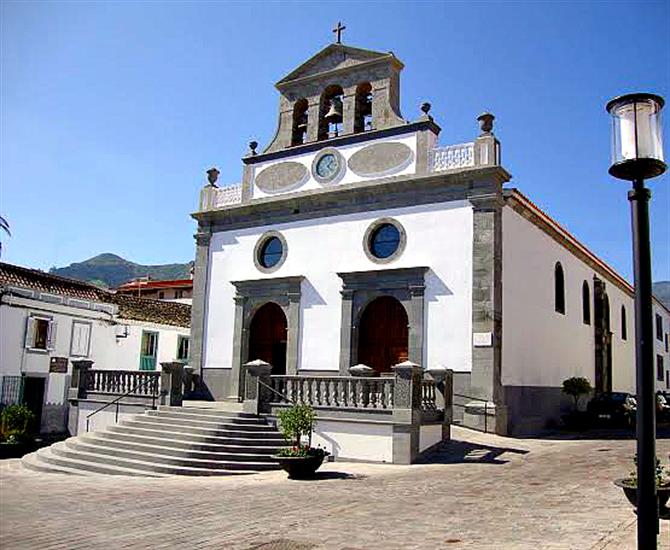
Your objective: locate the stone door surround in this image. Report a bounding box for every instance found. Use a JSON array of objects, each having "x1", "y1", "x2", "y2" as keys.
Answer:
[
  {"x1": 337, "y1": 267, "x2": 428, "y2": 374},
  {"x1": 230, "y1": 276, "x2": 303, "y2": 399}
]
